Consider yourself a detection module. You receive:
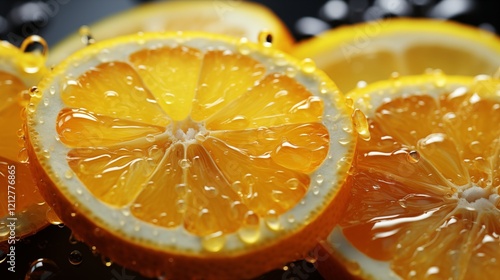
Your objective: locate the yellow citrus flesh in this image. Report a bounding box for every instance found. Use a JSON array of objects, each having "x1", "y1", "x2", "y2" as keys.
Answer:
[
  {"x1": 48, "y1": 0, "x2": 294, "y2": 65},
  {"x1": 292, "y1": 18, "x2": 500, "y2": 93},
  {"x1": 317, "y1": 73, "x2": 500, "y2": 280},
  {"x1": 27, "y1": 32, "x2": 355, "y2": 279},
  {"x1": 0, "y1": 39, "x2": 48, "y2": 241}
]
